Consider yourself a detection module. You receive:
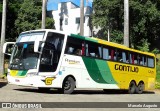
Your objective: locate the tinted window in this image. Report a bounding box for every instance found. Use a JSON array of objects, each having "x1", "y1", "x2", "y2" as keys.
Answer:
[
  {"x1": 148, "y1": 57, "x2": 154, "y2": 68},
  {"x1": 65, "y1": 36, "x2": 85, "y2": 56},
  {"x1": 85, "y1": 41, "x2": 102, "y2": 58}
]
